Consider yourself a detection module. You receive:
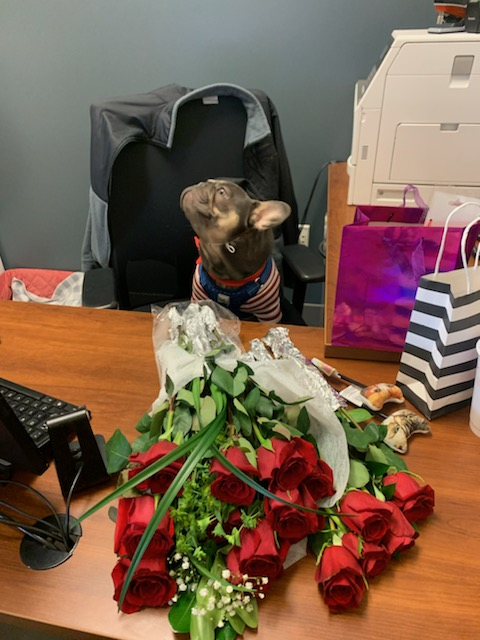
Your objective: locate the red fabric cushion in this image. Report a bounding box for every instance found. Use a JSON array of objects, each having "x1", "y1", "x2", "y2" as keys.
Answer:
[{"x1": 0, "y1": 269, "x2": 74, "y2": 300}]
